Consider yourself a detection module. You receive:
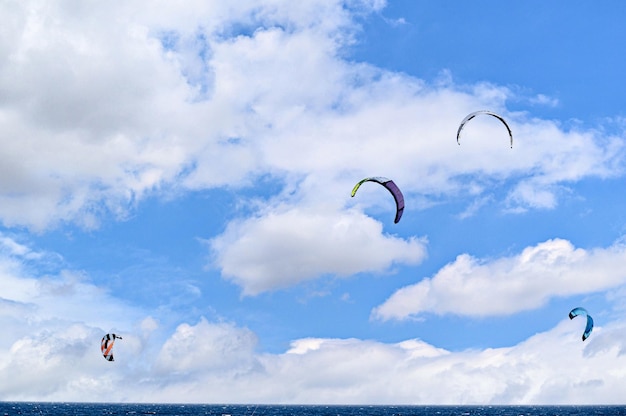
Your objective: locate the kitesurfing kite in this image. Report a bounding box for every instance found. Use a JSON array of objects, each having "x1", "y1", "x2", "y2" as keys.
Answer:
[
  {"x1": 456, "y1": 110, "x2": 513, "y2": 148},
  {"x1": 101, "y1": 333, "x2": 122, "y2": 361},
  {"x1": 569, "y1": 307, "x2": 594, "y2": 341},
  {"x1": 351, "y1": 177, "x2": 404, "y2": 223}
]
